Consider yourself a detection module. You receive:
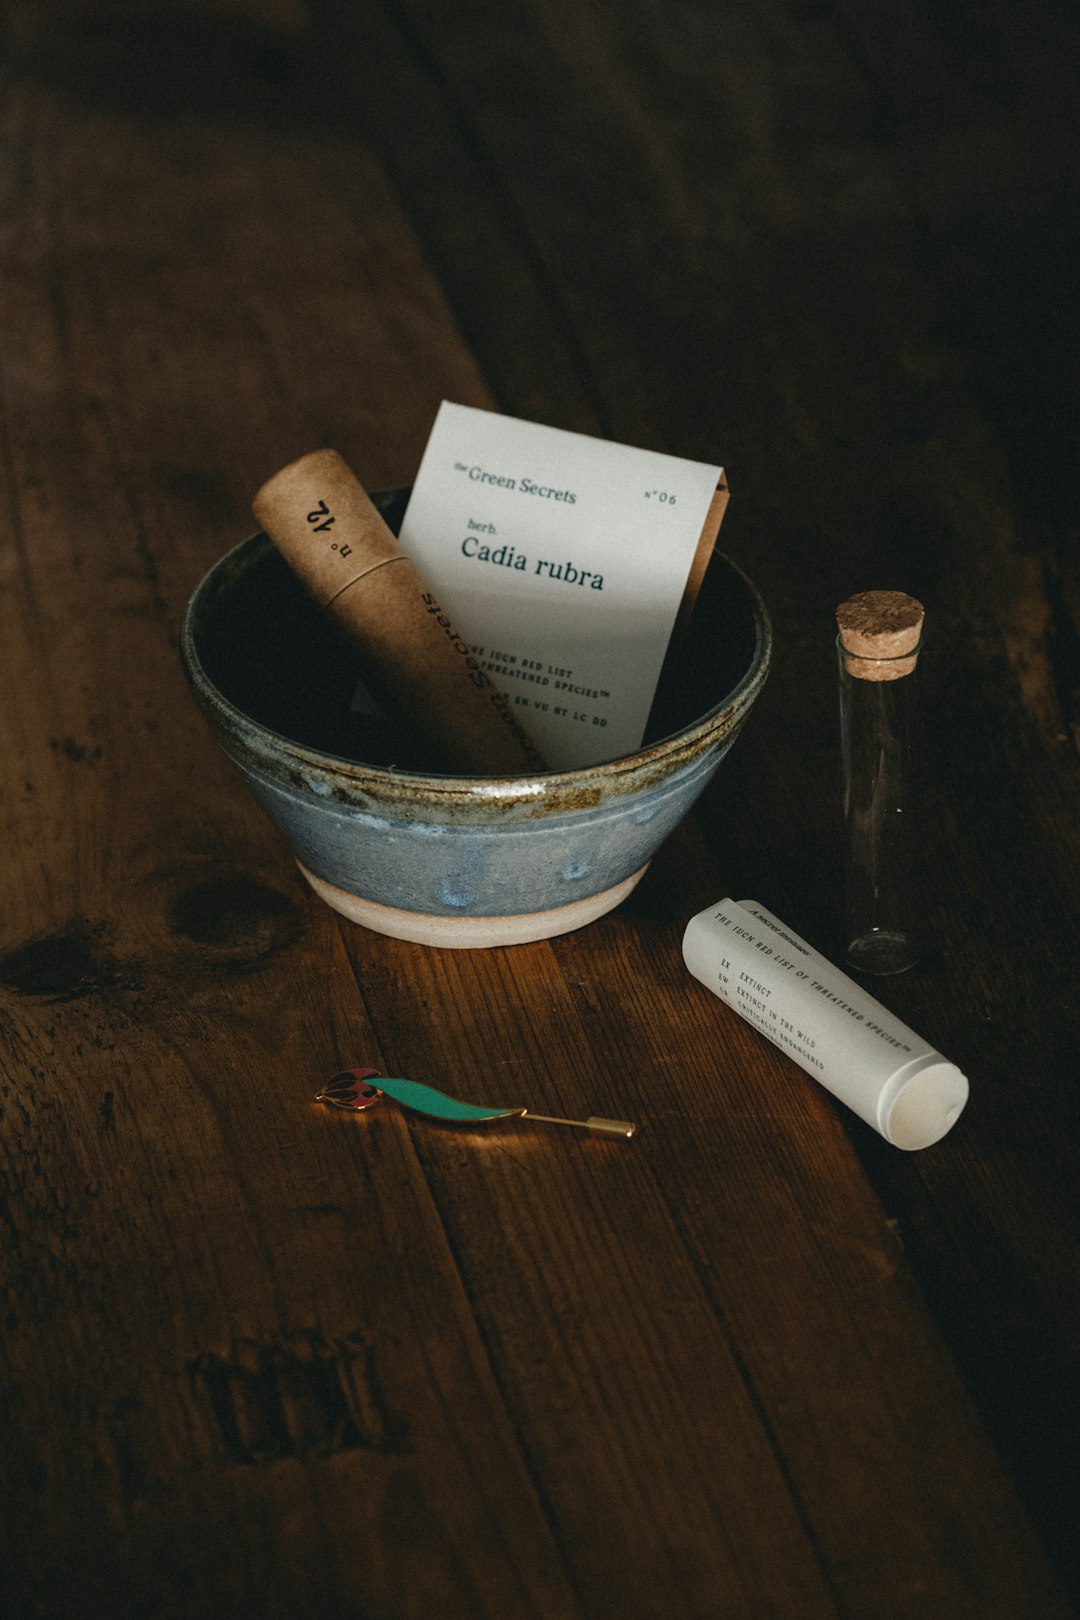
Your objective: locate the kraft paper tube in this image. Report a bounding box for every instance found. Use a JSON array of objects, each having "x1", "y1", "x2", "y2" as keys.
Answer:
[
  {"x1": 253, "y1": 450, "x2": 545, "y2": 775},
  {"x1": 683, "y1": 898, "x2": 968, "y2": 1149}
]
